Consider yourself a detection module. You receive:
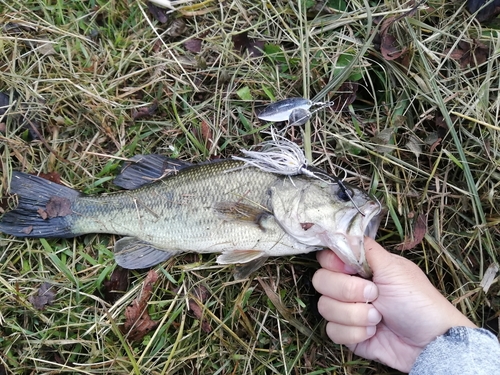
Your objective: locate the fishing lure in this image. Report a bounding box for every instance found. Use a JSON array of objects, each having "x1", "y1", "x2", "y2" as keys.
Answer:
[
  {"x1": 257, "y1": 97, "x2": 335, "y2": 126},
  {"x1": 232, "y1": 128, "x2": 368, "y2": 215}
]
